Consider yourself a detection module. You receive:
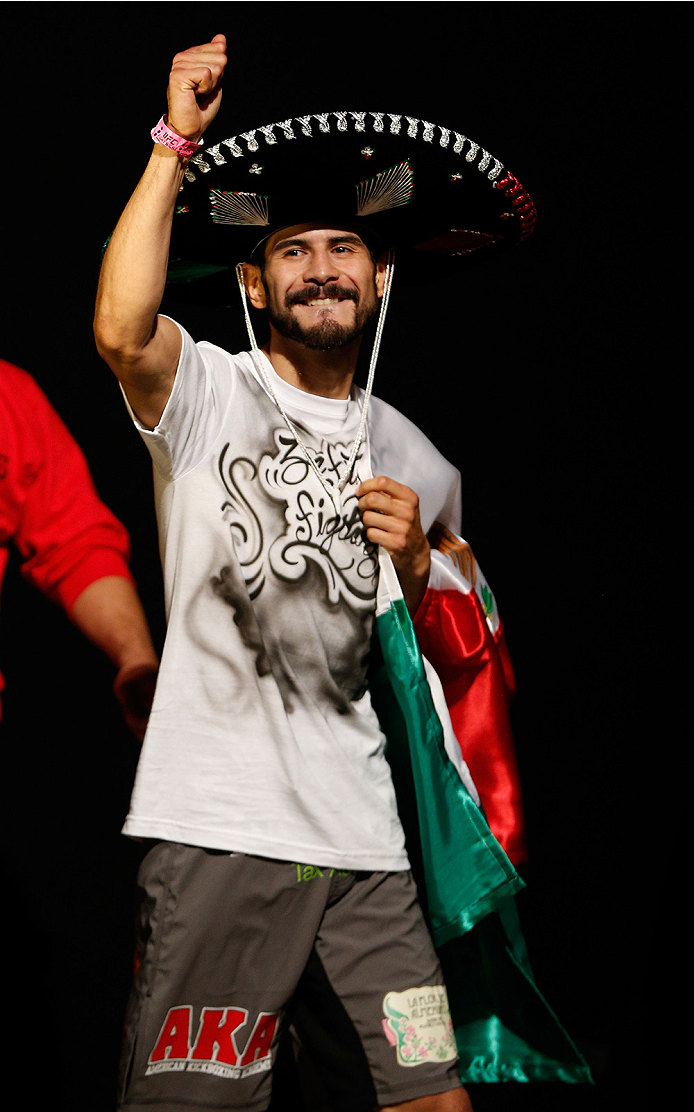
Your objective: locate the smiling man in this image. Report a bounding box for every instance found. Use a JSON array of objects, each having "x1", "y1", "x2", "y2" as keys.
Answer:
[
  {"x1": 253, "y1": 226, "x2": 382, "y2": 353},
  {"x1": 94, "y1": 31, "x2": 543, "y2": 1112}
]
